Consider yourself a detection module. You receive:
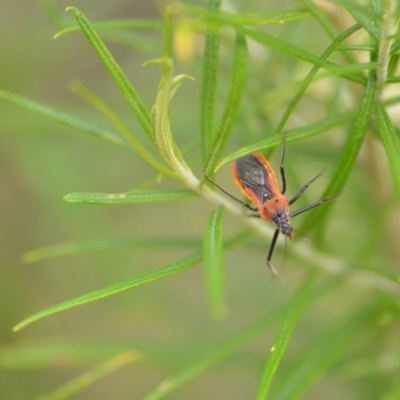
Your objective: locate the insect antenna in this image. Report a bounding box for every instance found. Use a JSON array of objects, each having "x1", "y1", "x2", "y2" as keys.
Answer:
[{"x1": 204, "y1": 175, "x2": 258, "y2": 212}]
